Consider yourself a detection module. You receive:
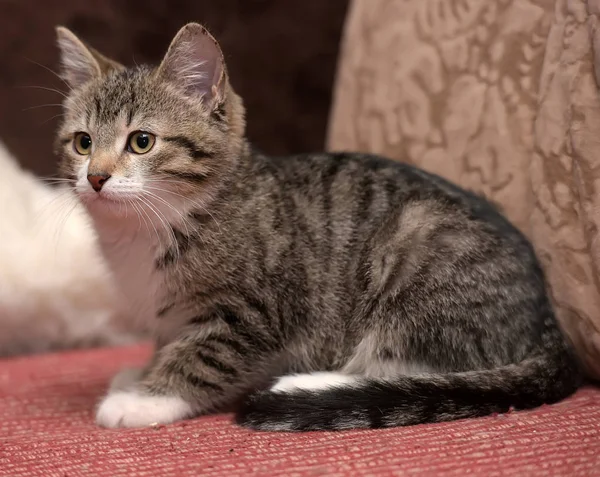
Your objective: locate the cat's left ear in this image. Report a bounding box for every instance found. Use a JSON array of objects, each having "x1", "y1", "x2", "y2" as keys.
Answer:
[
  {"x1": 55, "y1": 26, "x2": 124, "y2": 90},
  {"x1": 157, "y1": 23, "x2": 227, "y2": 110}
]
